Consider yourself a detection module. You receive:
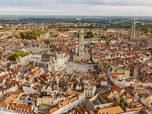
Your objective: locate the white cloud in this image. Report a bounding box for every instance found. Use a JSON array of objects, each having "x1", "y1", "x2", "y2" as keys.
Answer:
[
  {"x1": 1, "y1": 0, "x2": 152, "y2": 6},
  {"x1": 0, "y1": 0, "x2": 151, "y2": 16}
]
